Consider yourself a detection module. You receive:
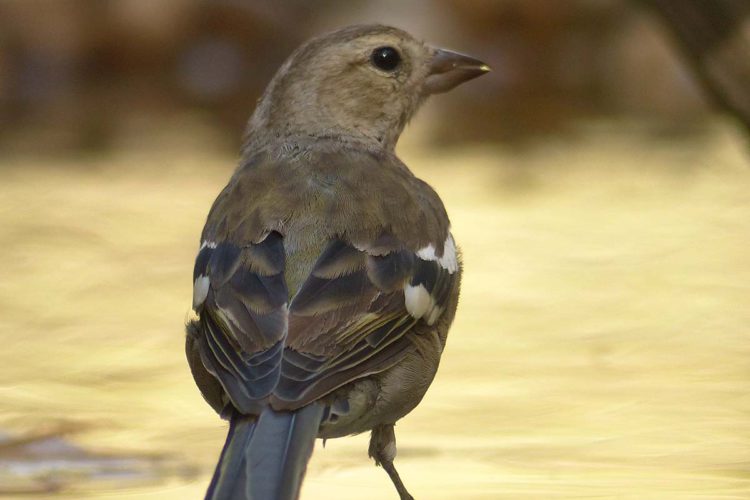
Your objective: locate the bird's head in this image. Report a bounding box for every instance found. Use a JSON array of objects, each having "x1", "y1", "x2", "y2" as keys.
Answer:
[{"x1": 246, "y1": 24, "x2": 490, "y2": 151}]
